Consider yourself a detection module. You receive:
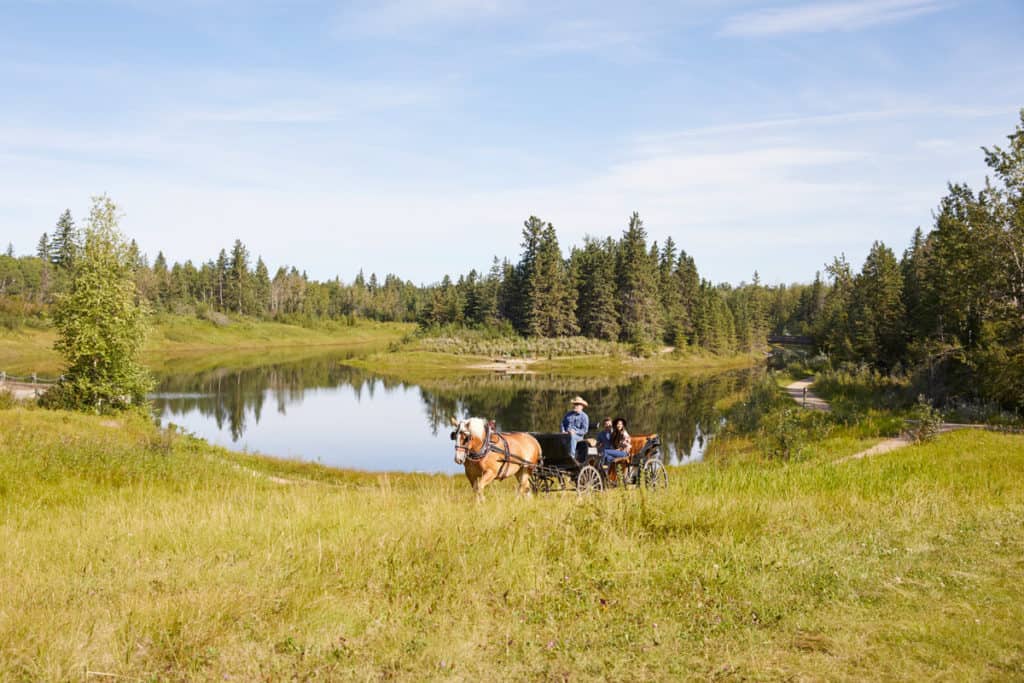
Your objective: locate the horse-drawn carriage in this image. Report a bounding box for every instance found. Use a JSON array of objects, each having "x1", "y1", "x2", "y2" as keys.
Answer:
[
  {"x1": 528, "y1": 431, "x2": 668, "y2": 495},
  {"x1": 450, "y1": 417, "x2": 668, "y2": 499}
]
